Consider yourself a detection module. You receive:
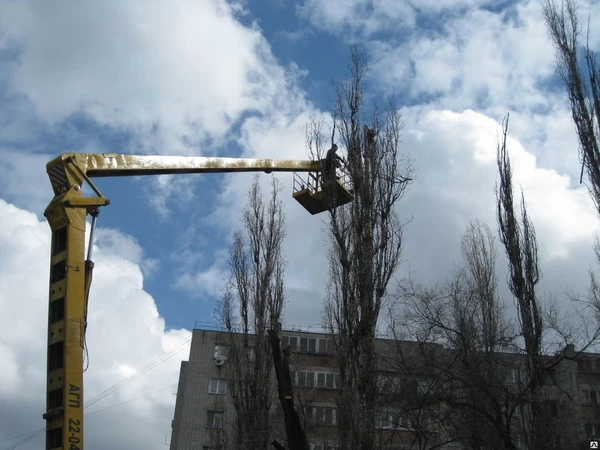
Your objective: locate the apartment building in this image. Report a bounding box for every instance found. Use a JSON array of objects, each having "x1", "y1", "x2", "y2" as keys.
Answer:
[
  {"x1": 577, "y1": 351, "x2": 600, "y2": 443},
  {"x1": 169, "y1": 328, "x2": 343, "y2": 450},
  {"x1": 169, "y1": 327, "x2": 600, "y2": 450}
]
